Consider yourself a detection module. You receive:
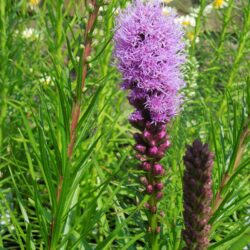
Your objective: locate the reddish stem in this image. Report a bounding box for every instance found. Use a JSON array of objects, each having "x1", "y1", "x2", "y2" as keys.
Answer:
[
  {"x1": 67, "y1": 104, "x2": 81, "y2": 158},
  {"x1": 67, "y1": 0, "x2": 99, "y2": 159},
  {"x1": 49, "y1": 2, "x2": 100, "y2": 248}
]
